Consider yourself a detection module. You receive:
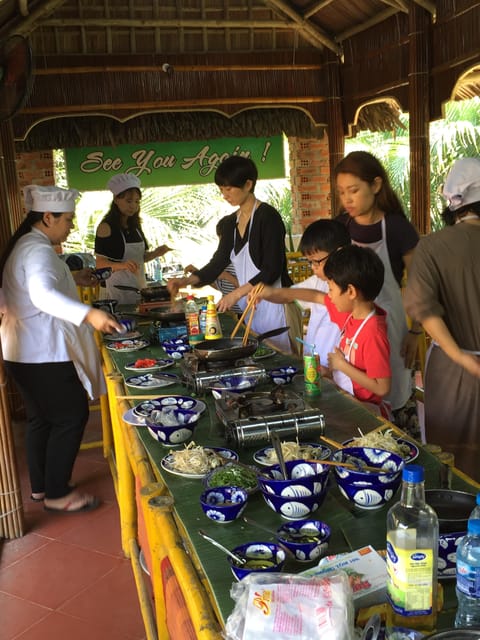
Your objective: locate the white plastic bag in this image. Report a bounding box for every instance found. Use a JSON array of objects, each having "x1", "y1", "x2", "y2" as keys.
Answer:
[{"x1": 223, "y1": 571, "x2": 355, "y2": 640}]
